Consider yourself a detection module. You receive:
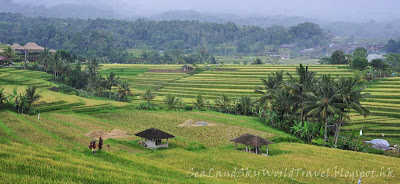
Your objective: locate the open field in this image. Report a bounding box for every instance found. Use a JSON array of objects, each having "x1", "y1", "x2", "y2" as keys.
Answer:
[{"x1": 1, "y1": 65, "x2": 400, "y2": 183}]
